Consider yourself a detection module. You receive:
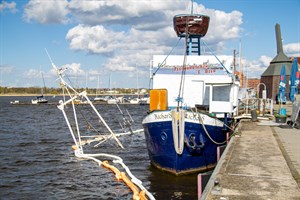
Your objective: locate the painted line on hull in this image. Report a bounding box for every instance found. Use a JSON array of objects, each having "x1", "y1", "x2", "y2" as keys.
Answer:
[{"x1": 142, "y1": 110, "x2": 224, "y2": 127}]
